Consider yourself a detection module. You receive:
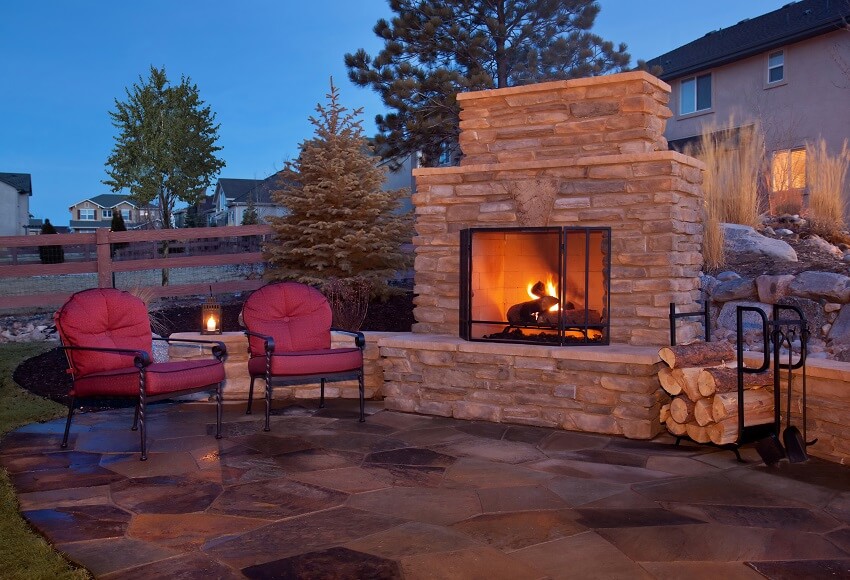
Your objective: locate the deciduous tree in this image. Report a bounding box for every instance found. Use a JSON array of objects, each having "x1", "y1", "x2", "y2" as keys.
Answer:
[
  {"x1": 345, "y1": 0, "x2": 630, "y2": 165},
  {"x1": 264, "y1": 80, "x2": 411, "y2": 294},
  {"x1": 104, "y1": 66, "x2": 225, "y2": 283}
]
